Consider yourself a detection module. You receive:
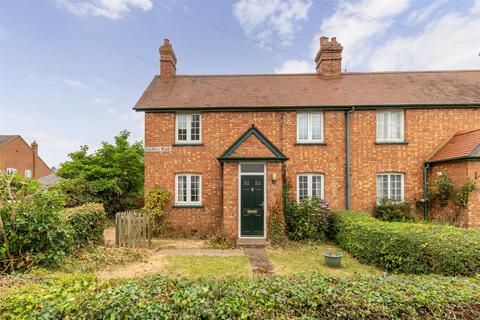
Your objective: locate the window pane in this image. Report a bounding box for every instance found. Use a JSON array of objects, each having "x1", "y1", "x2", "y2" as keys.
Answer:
[
  {"x1": 297, "y1": 113, "x2": 308, "y2": 141},
  {"x1": 298, "y1": 175, "x2": 308, "y2": 201},
  {"x1": 377, "y1": 175, "x2": 388, "y2": 200},
  {"x1": 177, "y1": 175, "x2": 187, "y2": 202},
  {"x1": 190, "y1": 175, "x2": 200, "y2": 202},
  {"x1": 312, "y1": 175, "x2": 322, "y2": 198},
  {"x1": 241, "y1": 163, "x2": 264, "y2": 173},
  {"x1": 177, "y1": 114, "x2": 188, "y2": 141},
  {"x1": 190, "y1": 114, "x2": 200, "y2": 141},
  {"x1": 381, "y1": 112, "x2": 388, "y2": 140},
  {"x1": 311, "y1": 113, "x2": 322, "y2": 141},
  {"x1": 390, "y1": 174, "x2": 402, "y2": 201}
]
